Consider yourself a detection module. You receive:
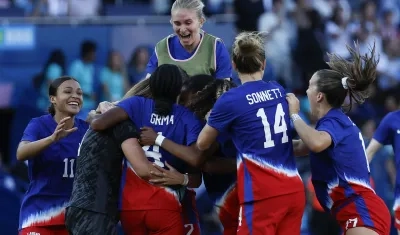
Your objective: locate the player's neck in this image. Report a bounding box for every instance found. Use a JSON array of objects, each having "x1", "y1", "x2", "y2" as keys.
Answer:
[
  {"x1": 183, "y1": 33, "x2": 201, "y2": 53},
  {"x1": 239, "y1": 72, "x2": 263, "y2": 84},
  {"x1": 54, "y1": 112, "x2": 75, "y2": 129},
  {"x1": 316, "y1": 106, "x2": 332, "y2": 119}
]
